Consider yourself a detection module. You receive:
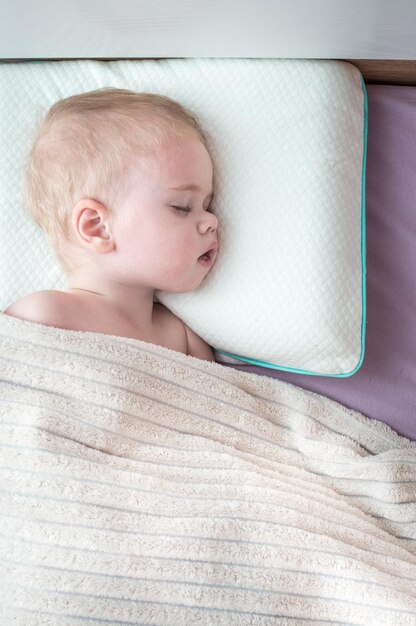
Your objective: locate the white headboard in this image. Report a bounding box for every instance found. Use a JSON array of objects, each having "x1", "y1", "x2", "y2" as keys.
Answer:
[{"x1": 1, "y1": 0, "x2": 416, "y2": 60}]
